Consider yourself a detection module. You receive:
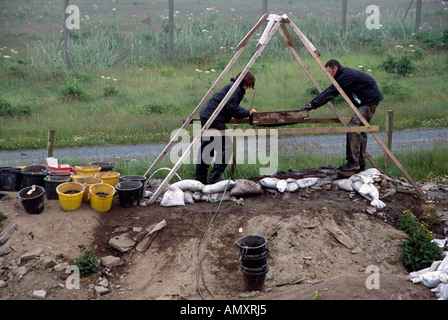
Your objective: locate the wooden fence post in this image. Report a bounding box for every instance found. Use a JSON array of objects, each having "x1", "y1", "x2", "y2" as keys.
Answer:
[
  {"x1": 231, "y1": 124, "x2": 238, "y2": 178},
  {"x1": 341, "y1": 0, "x2": 348, "y2": 33},
  {"x1": 384, "y1": 110, "x2": 393, "y2": 165},
  {"x1": 47, "y1": 129, "x2": 55, "y2": 158}
]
